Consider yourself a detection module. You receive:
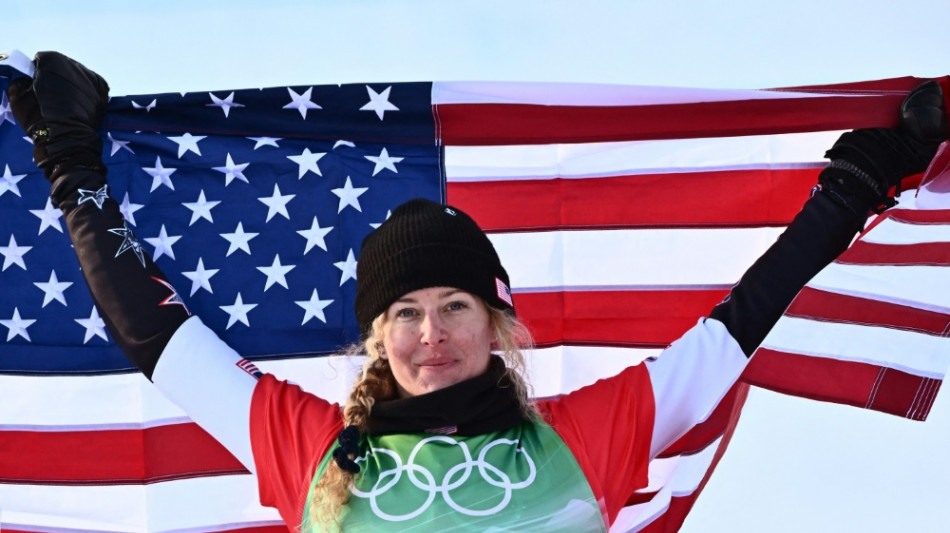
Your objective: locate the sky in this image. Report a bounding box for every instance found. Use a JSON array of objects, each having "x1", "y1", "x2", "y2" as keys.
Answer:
[{"x1": 5, "y1": 1, "x2": 950, "y2": 531}]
